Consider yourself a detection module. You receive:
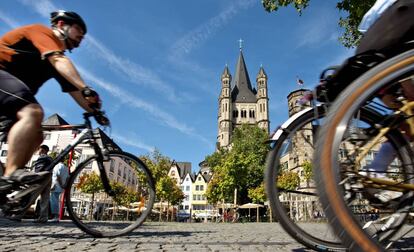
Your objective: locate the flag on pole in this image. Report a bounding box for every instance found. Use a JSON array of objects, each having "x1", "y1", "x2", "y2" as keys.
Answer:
[{"x1": 296, "y1": 76, "x2": 304, "y2": 86}]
